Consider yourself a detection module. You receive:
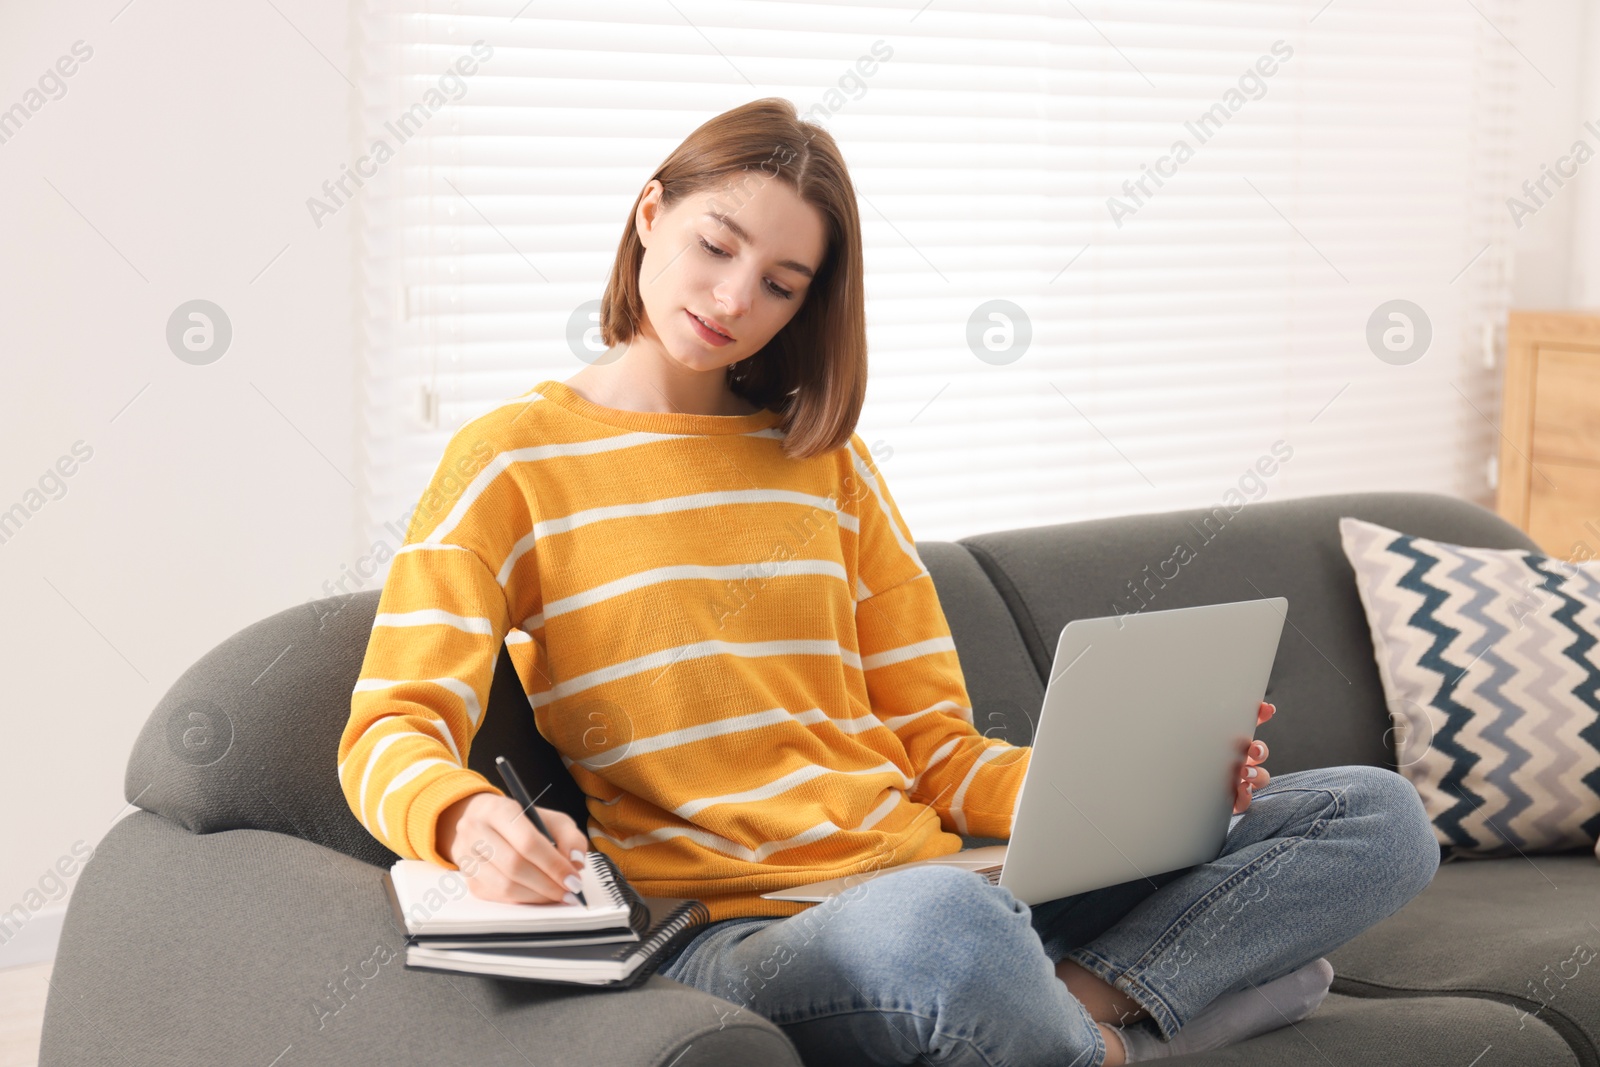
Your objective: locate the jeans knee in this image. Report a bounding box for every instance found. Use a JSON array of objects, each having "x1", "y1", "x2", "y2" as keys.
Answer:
[
  {"x1": 838, "y1": 865, "x2": 1035, "y2": 993},
  {"x1": 1343, "y1": 764, "x2": 1440, "y2": 900},
  {"x1": 858, "y1": 864, "x2": 1028, "y2": 931}
]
